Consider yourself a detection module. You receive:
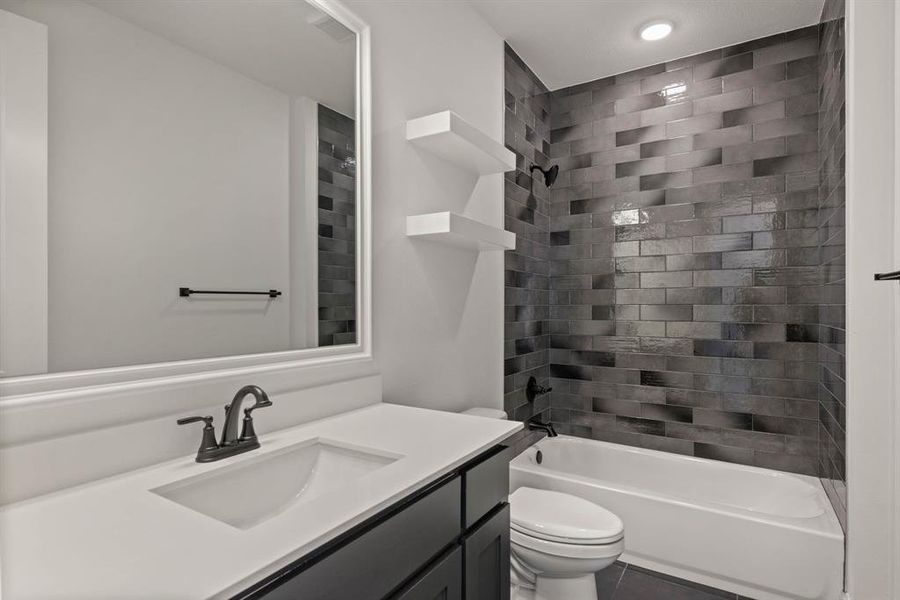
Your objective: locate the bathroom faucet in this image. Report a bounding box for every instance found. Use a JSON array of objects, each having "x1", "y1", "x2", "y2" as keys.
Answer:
[
  {"x1": 221, "y1": 385, "x2": 273, "y2": 446},
  {"x1": 177, "y1": 385, "x2": 273, "y2": 462},
  {"x1": 526, "y1": 415, "x2": 558, "y2": 438}
]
